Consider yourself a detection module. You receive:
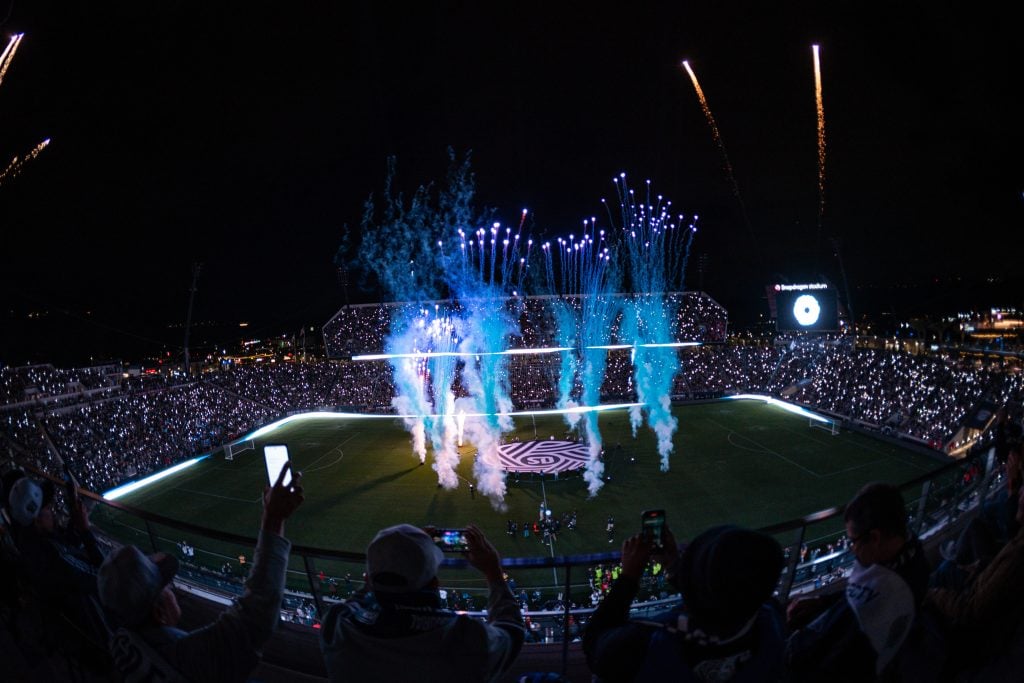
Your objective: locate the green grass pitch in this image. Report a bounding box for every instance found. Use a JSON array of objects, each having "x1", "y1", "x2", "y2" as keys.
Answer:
[{"x1": 93, "y1": 399, "x2": 944, "y2": 596}]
